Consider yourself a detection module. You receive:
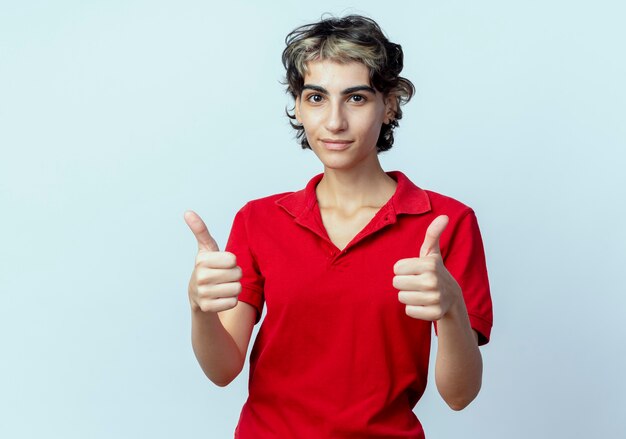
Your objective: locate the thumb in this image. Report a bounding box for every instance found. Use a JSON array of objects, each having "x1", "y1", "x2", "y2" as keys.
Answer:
[
  {"x1": 184, "y1": 210, "x2": 220, "y2": 252},
  {"x1": 419, "y1": 215, "x2": 449, "y2": 257}
]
